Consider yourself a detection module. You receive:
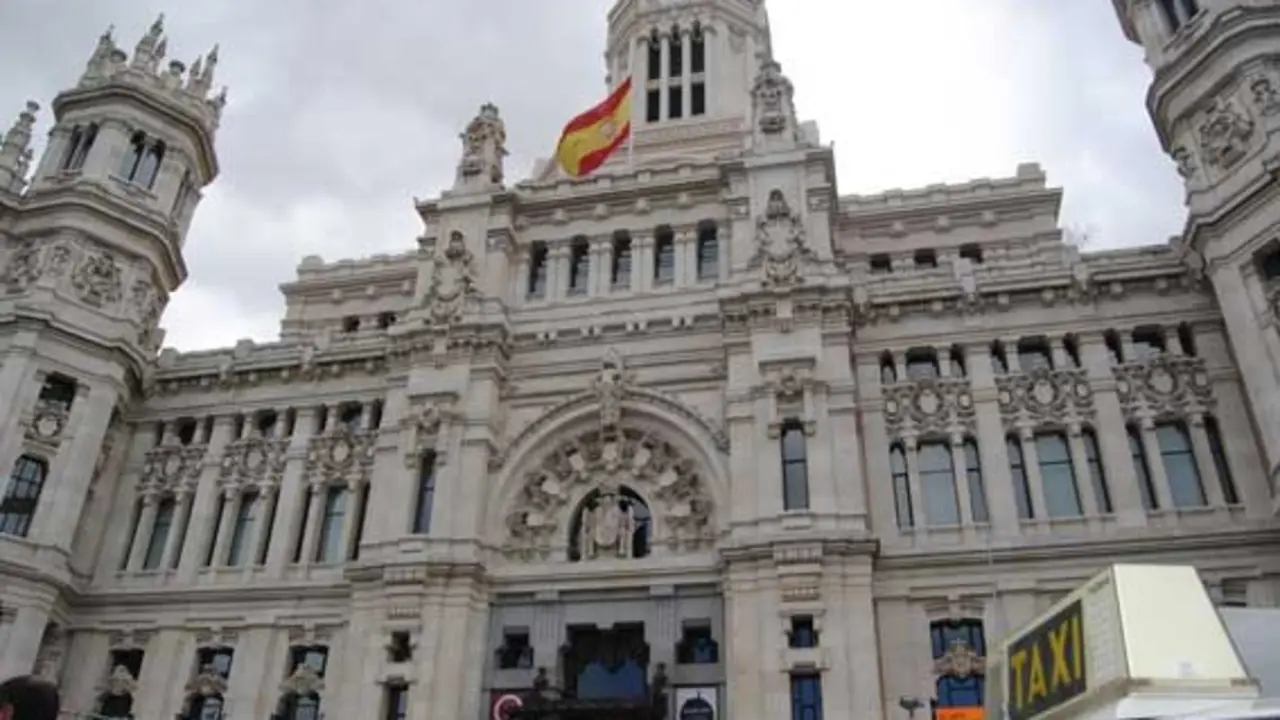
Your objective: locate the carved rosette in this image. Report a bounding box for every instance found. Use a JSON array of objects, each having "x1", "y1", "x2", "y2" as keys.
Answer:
[
  {"x1": 883, "y1": 377, "x2": 976, "y2": 437},
  {"x1": 220, "y1": 434, "x2": 289, "y2": 488},
  {"x1": 1199, "y1": 97, "x2": 1255, "y2": 169},
  {"x1": 305, "y1": 428, "x2": 376, "y2": 485},
  {"x1": 1113, "y1": 355, "x2": 1213, "y2": 419},
  {"x1": 24, "y1": 400, "x2": 71, "y2": 447},
  {"x1": 503, "y1": 427, "x2": 715, "y2": 561},
  {"x1": 141, "y1": 441, "x2": 207, "y2": 493},
  {"x1": 423, "y1": 231, "x2": 480, "y2": 325},
  {"x1": 751, "y1": 190, "x2": 812, "y2": 287},
  {"x1": 996, "y1": 368, "x2": 1094, "y2": 427}
]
